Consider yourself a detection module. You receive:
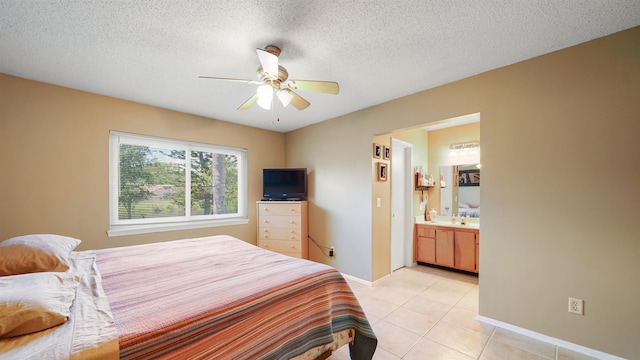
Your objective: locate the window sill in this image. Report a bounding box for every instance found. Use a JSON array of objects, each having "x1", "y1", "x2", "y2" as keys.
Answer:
[{"x1": 107, "y1": 217, "x2": 249, "y2": 237}]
